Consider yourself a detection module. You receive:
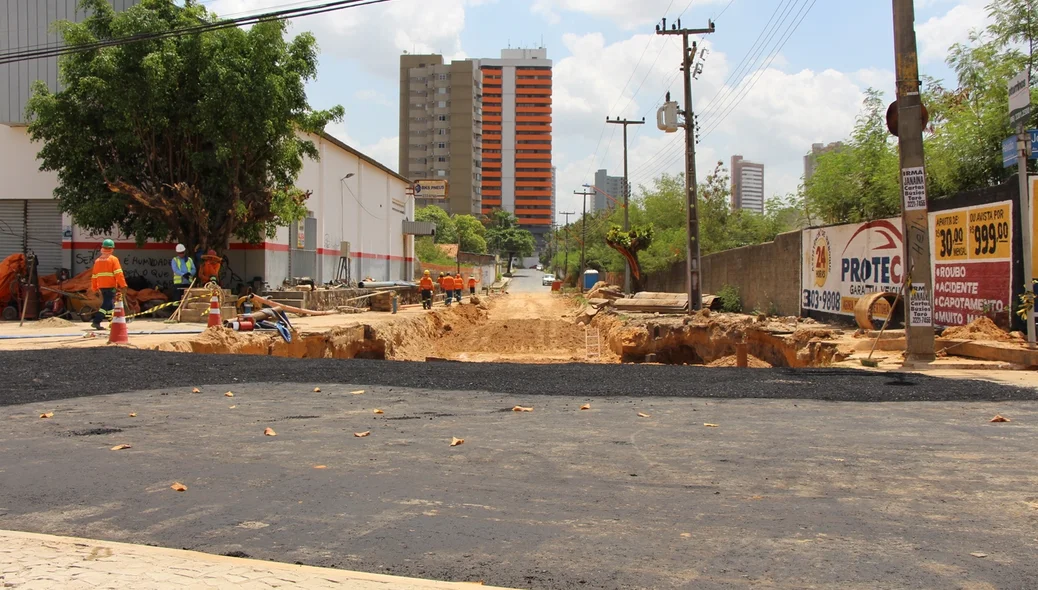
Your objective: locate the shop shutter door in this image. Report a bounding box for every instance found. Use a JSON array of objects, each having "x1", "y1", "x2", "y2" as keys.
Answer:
[
  {"x1": 26, "y1": 200, "x2": 63, "y2": 276},
  {"x1": 0, "y1": 200, "x2": 25, "y2": 261}
]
